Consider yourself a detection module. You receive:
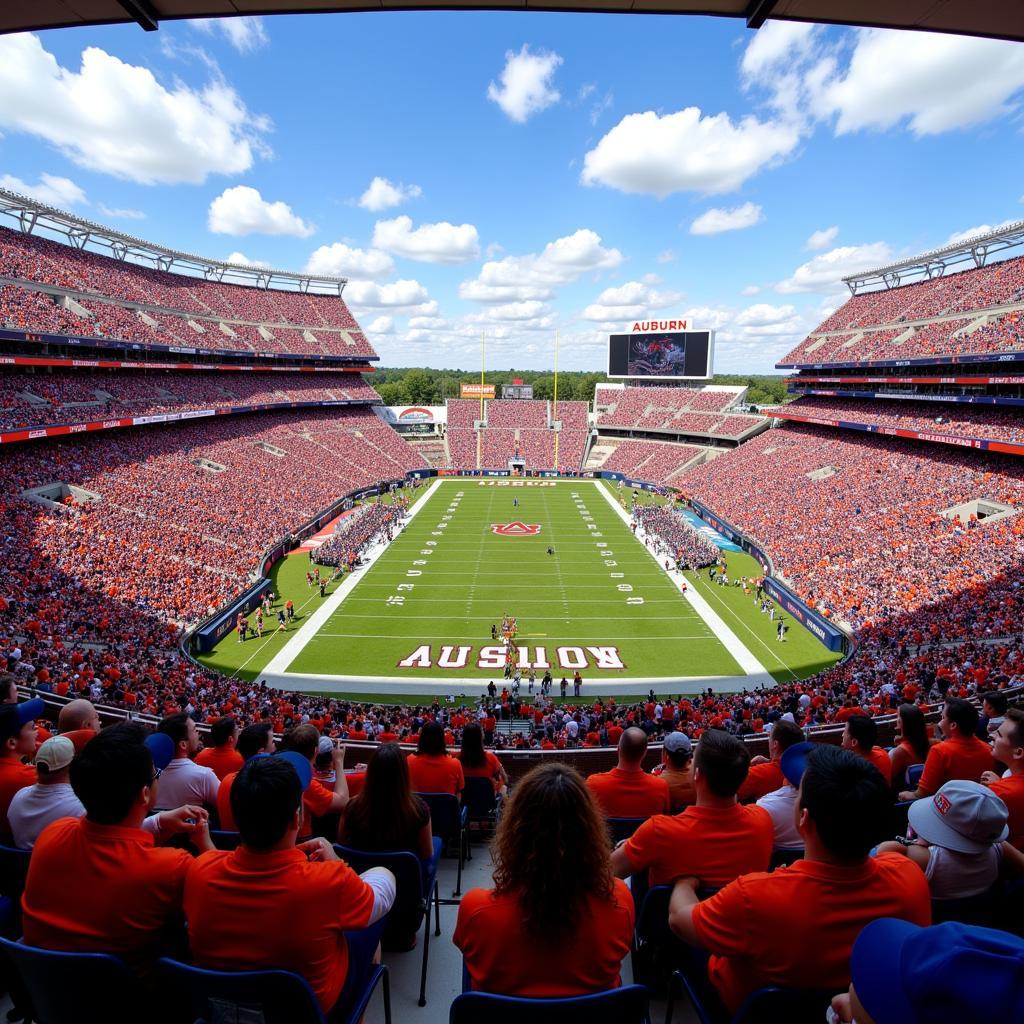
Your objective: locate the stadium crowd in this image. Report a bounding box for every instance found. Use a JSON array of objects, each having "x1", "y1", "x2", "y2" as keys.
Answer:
[
  {"x1": 632, "y1": 504, "x2": 721, "y2": 570},
  {"x1": 598, "y1": 439, "x2": 703, "y2": 486},
  {"x1": 781, "y1": 395, "x2": 1024, "y2": 446},
  {"x1": 0, "y1": 369, "x2": 380, "y2": 432},
  {"x1": 312, "y1": 502, "x2": 406, "y2": 568}
]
